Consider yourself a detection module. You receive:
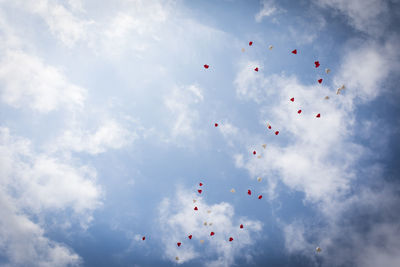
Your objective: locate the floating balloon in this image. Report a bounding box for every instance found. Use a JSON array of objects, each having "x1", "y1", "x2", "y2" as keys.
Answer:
[
  {"x1": 249, "y1": 41, "x2": 253, "y2": 46},
  {"x1": 291, "y1": 49, "x2": 297, "y2": 54},
  {"x1": 248, "y1": 189, "x2": 252, "y2": 195},
  {"x1": 188, "y1": 235, "x2": 192, "y2": 239},
  {"x1": 257, "y1": 177, "x2": 262, "y2": 182},
  {"x1": 231, "y1": 188, "x2": 236, "y2": 193},
  {"x1": 210, "y1": 232, "x2": 215, "y2": 236},
  {"x1": 229, "y1": 237, "x2": 234, "y2": 242},
  {"x1": 325, "y1": 68, "x2": 331, "y2": 74},
  {"x1": 254, "y1": 67, "x2": 259, "y2": 72},
  {"x1": 215, "y1": 123, "x2": 218, "y2": 127},
  {"x1": 316, "y1": 113, "x2": 321, "y2": 118},
  {"x1": 290, "y1": 97, "x2": 294, "y2": 102},
  {"x1": 204, "y1": 64, "x2": 209, "y2": 69},
  {"x1": 298, "y1": 110, "x2": 302, "y2": 114},
  {"x1": 318, "y1": 79, "x2": 323, "y2": 84},
  {"x1": 253, "y1": 151, "x2": 256, "y2": 155},
  {"x1": 315, "y1": 61, "x2": 320, "y2": 68},
  {"x1": 177, "y1": 242, "x2": 181, "y2": 247},
  {"x1": 275, "y1": 131, "x2": 279, "y2": 135},
  {"x1": 194, "y1": 206, "x2": 198, "y2": 211},
  {"x1": 199, "y1": 182, "x2": 203, "y2": 186},
  {"x1": 198, "y1": 189, "x2": 202, "y2": 194},
  {"x1": 316, "y1": 247, "x2": 322, "y2": 253},
  {"x1": 240, "y1": 224, "x2": 244, "y2": 229},
  {"x1": 269, "y1": 45, "x2": 273, "y2": 50},
  {"x1": 258, "y1": 195, "x2": 263, "y2": 199},
  {"x1": 142, "y1": 236, "x2": 146, "y2": 241},
  {"x1": 336, "y1": 84, "x2": 345, "y2": 95}
]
